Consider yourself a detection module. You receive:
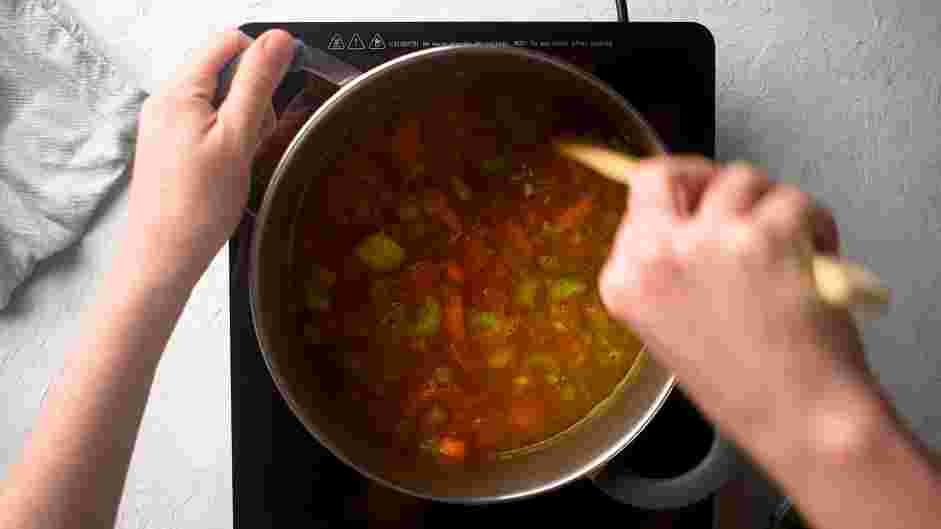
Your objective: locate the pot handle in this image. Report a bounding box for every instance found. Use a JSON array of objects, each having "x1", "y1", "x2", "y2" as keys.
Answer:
[
  {"x1": 213, "y1": 37, "x2": 362, "y2": 108},
  {"x1": 592, "y1": 432, "x2": 744, "y2": 509}
]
